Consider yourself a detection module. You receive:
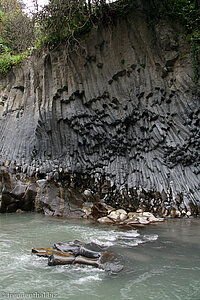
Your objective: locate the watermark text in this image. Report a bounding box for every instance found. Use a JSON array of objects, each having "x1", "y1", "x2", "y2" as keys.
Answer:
[{"x1": 0, "y1": 291, "x2": 58, "y2": 299}]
